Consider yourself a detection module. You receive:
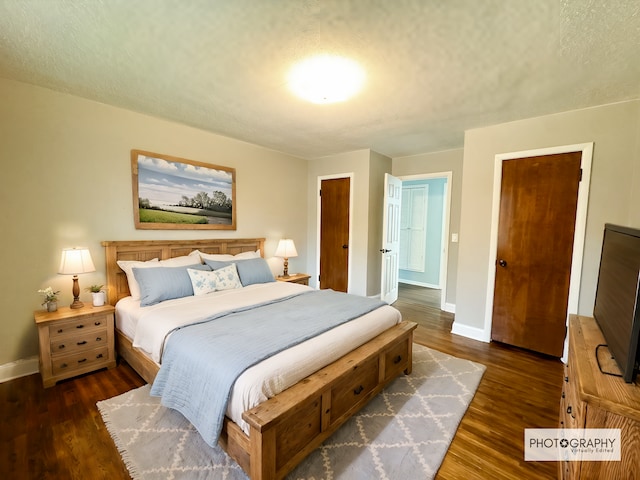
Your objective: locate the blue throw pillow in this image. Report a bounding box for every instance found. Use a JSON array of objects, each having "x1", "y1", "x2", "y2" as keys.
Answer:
[
  {"x1": 203, "y1": 257, "x2": 275, "y2": 286},
  {"x1": 133, "y1": 263, "x2": 211, "y2": 307}
]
